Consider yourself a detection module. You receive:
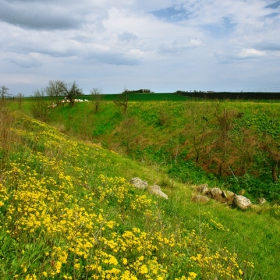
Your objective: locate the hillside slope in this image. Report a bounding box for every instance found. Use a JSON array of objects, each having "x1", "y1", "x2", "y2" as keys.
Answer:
[
  {"x1": 43, "y1": 99, "x2": 280, "y2": 203},
  {"x1": 1, "y1": 108, "x2": 280, "y2": 279}
]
